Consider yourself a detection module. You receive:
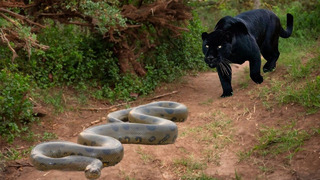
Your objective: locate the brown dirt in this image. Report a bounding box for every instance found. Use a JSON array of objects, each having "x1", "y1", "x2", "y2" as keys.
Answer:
[{"x1": 1, "y1": 62, "x2": 320, "y2": 180}]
